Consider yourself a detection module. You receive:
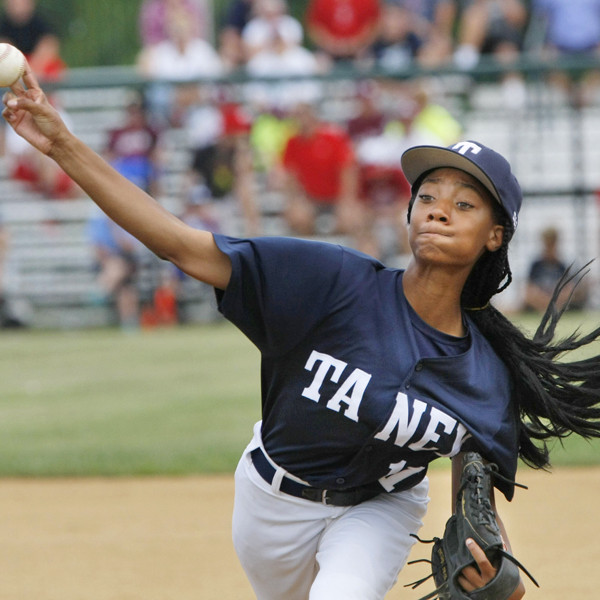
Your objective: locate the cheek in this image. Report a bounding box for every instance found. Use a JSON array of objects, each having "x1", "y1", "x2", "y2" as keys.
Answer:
[
  {"x1": 406, "y1": 212, "x2": 420, "y2": 244},
  {"x1": 470, "y1": 223, "x2": 498, "y2": 256}
]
